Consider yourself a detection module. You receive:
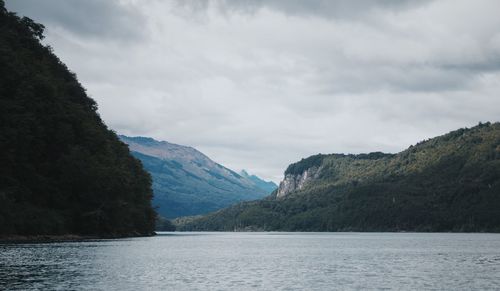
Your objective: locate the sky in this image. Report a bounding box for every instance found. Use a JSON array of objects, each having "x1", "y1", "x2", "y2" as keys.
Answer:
[{"x1": 6, "y1": 0, "x2": 500, "y2": 183}]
